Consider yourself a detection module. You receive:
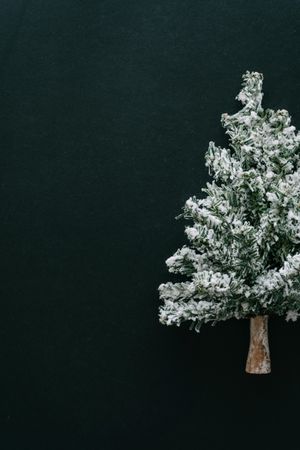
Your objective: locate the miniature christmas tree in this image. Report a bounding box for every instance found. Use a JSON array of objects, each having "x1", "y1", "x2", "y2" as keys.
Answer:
[{"x1": 158, "y1": 71, "x2": 300, "y2": 374}]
